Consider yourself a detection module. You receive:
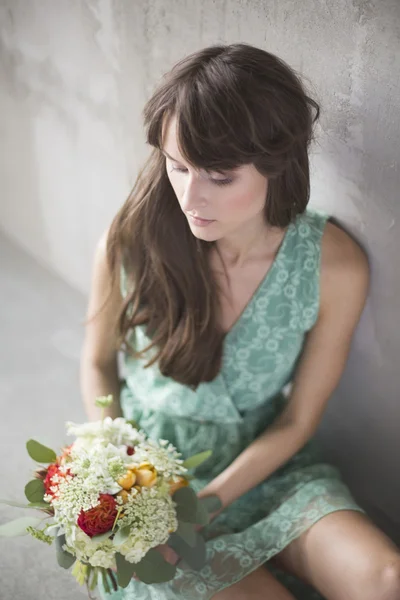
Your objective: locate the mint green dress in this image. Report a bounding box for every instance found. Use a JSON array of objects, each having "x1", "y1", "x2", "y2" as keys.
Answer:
[{"x1": 99, "y1": 208, "x2": 364, "y2": 600}]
